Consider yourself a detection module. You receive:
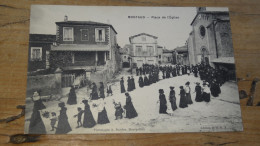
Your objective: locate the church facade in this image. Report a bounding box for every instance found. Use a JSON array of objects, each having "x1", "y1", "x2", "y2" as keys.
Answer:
[{"x1": 187, "y1": 8, "x2": 235, "y2": 72}]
